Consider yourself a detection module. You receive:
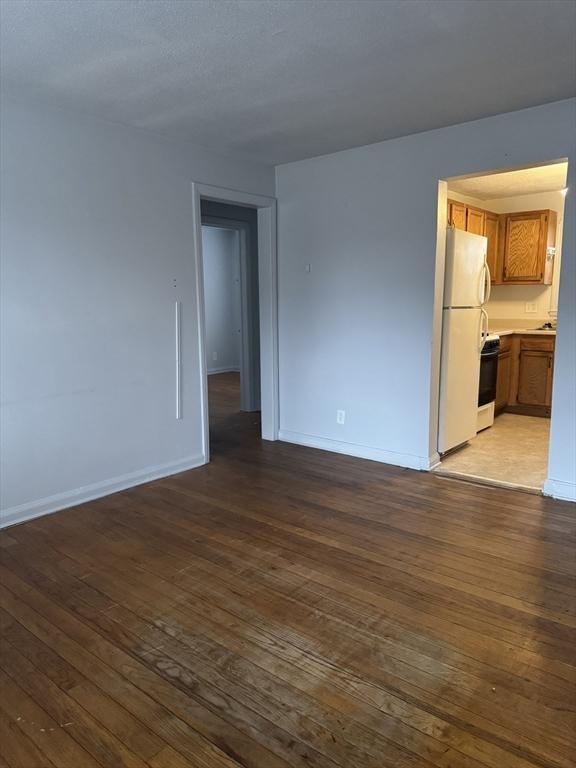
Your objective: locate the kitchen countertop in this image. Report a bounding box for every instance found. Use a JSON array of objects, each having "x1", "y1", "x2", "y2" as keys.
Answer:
[{"x1": 489, "y1": 328, "x2": 556, "y2": 336}]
